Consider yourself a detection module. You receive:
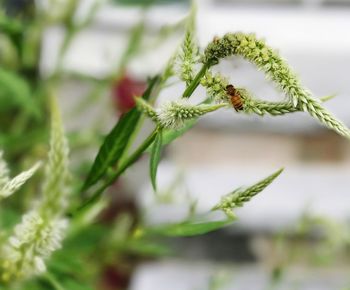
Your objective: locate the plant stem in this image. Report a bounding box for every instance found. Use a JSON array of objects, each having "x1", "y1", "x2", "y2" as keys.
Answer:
[
  {"x1": 182, "y1": 62, "x2": 211, "y2": 98},
  {"x1": 43, "y1": 272, "x2": 66, "y2": 290},
  {"x1": 74, "y1": 128, "x2": 158, "y2": 216}
]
